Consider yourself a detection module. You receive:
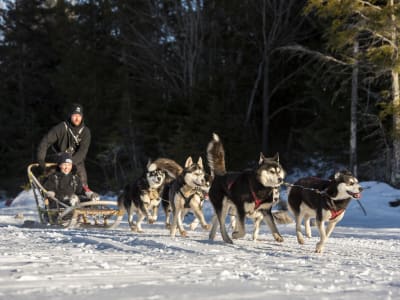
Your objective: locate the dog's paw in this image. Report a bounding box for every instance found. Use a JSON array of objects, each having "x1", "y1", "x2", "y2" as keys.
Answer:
[
  {"x1": 165, "y1": 223, "x2": 171, "y2": 229},
  {"x1": 297, "y1": 237, "x2": 305, "y2": 244},
  {"x1": 148, "y1": 219, "x2": 155, "y2": 224},
  {"x1": 232, "y1": 231, "x2": 245, "y2": 239},
  {"x1": 315, "y1": 242, "x2": 324, "y2": 253},
  {"x1": 202, "y1": 224, "x2": 212, "y2": 231},
  {"x1": 273, "y1": 233, "x2": 284, "y2": 243},
  {"x1": 180, "y1": 230, "x2": 188, "y2": 237}
]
